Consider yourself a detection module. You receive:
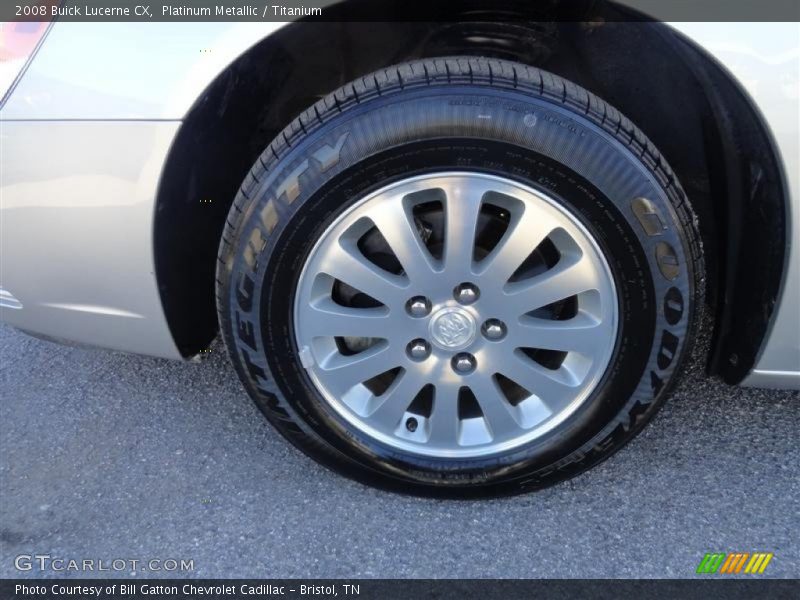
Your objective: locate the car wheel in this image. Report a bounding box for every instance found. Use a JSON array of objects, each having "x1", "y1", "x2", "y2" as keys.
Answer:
[{"x1": 217, "y1": 57, "x2": 704, "y2": 496}]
